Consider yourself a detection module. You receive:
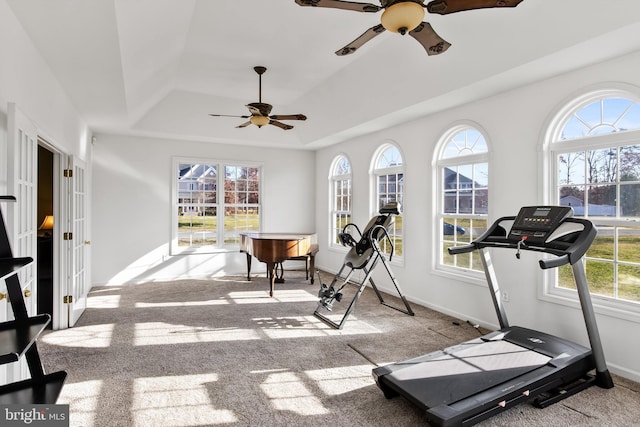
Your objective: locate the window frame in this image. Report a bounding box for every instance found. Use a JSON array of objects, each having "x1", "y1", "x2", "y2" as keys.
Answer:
[
  {"x1": 329, "y1": 154, "x2": 353, "y2": 250},
  {"x1": 433, "y1": 123, "x2": 490, "y2": 284},
  {"x1": 171, "y1": 156, "x2": 262, "y2": 255},
  {"x1": 542, "y1": 87, "x2": 640, "y2": 322},
  {"x1": 371, "y1": 142, "x2": 405, "y2": 262}
]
